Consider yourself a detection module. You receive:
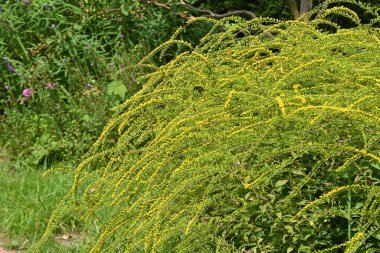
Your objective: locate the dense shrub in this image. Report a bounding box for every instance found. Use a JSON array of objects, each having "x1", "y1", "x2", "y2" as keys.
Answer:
[{"x1": 34, "y1": 1, "x2": 380, "y2": 252}]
